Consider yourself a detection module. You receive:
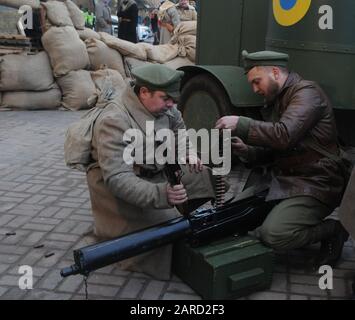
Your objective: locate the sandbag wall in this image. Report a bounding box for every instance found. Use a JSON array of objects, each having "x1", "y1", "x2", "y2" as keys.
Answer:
[
  {"x1": 0, "y1": 51, "x2": 62, "y2": 110},
  {"x1": 0, "y1": 0, "x2": 196, "y2": 111},
  {"x1": 41, "y1": 0, "x2": 125, "y2": 111}
]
